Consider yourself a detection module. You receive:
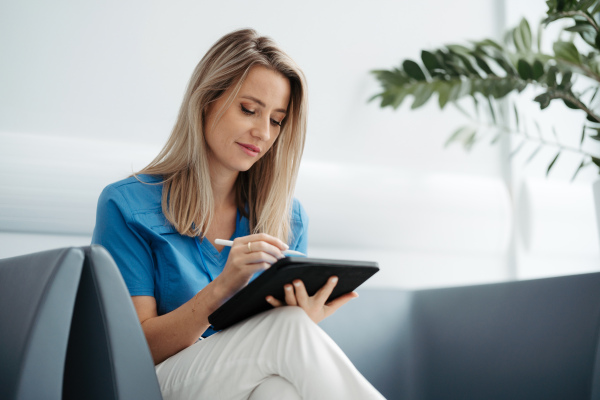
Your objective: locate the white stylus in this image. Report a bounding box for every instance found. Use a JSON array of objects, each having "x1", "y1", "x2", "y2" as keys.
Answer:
[{"x1": 214, "y1": 239, "x2": 306, "y2": 257}]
